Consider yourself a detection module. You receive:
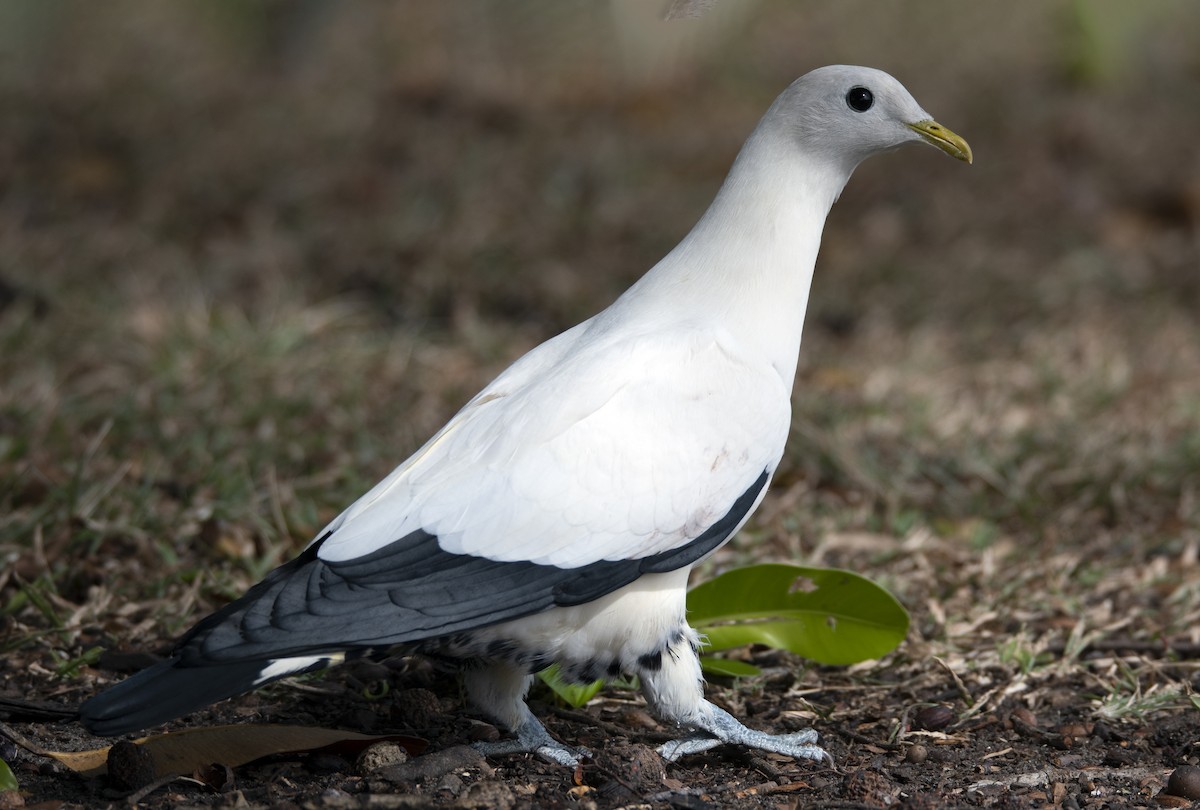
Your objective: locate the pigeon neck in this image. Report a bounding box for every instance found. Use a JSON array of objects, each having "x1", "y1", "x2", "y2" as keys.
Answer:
[{"x1": 619, "y1": 118, "x2": 854, "y2": 386}]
